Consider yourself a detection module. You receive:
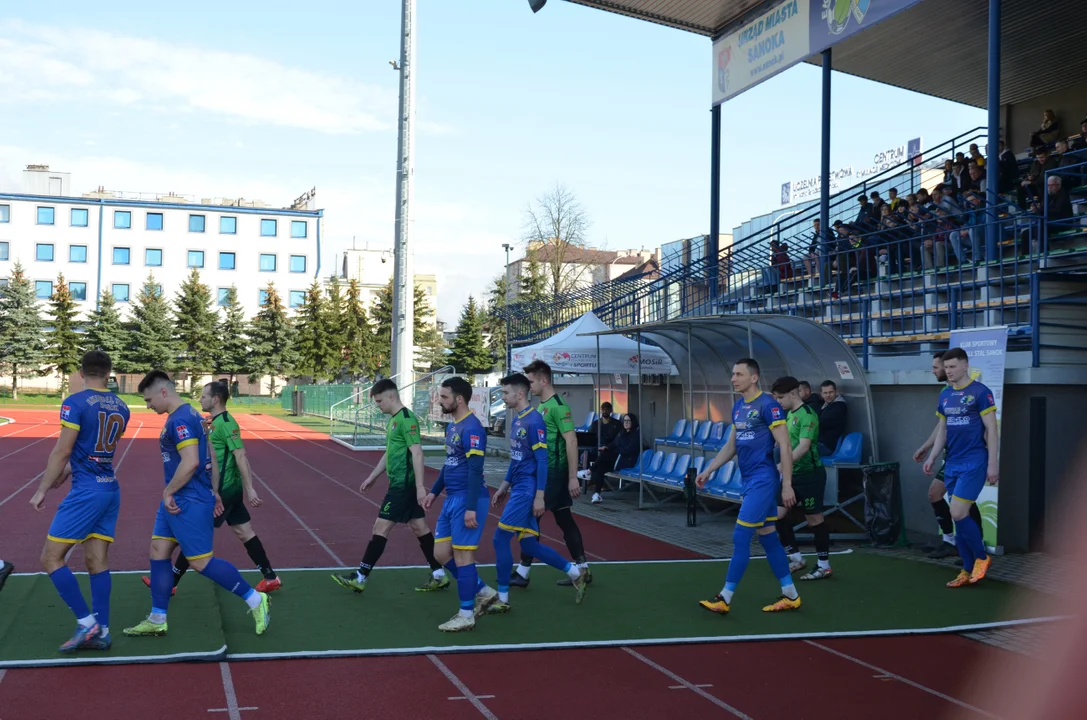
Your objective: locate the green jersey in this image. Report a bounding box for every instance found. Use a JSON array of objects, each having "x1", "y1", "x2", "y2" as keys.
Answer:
[
  {"x1": 210, "y1": 411, "x2": 246, "y2": 497},
  {"x1": 385, "y1": 407, "x2": 423, "y2": 488},
  {"x1": 538, "y1": 395, "x2": 575, "y2": 472},
  {"x1": 787, "y1": 404, "x2": 822, "y2": 475}
]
